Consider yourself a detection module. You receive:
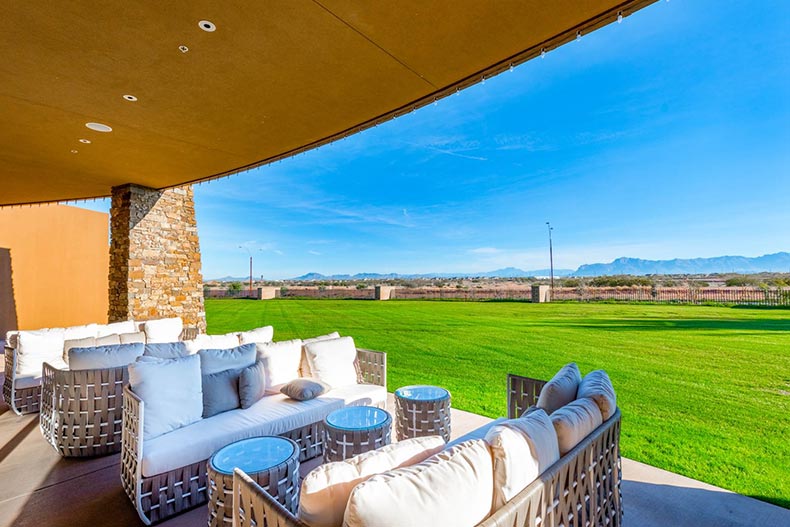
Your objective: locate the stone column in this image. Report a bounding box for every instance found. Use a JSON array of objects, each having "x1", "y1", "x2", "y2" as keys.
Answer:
[{"x1": 108, "y1": 184, "x2": 206, "y2": 332}]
